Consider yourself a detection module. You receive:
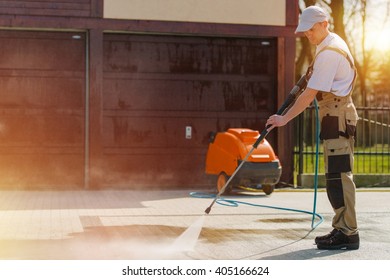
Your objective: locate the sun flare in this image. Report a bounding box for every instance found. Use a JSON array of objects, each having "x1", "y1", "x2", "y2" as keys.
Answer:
[{"x1": 366, "y1": 29, "x2": 390, "y2": 53}]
